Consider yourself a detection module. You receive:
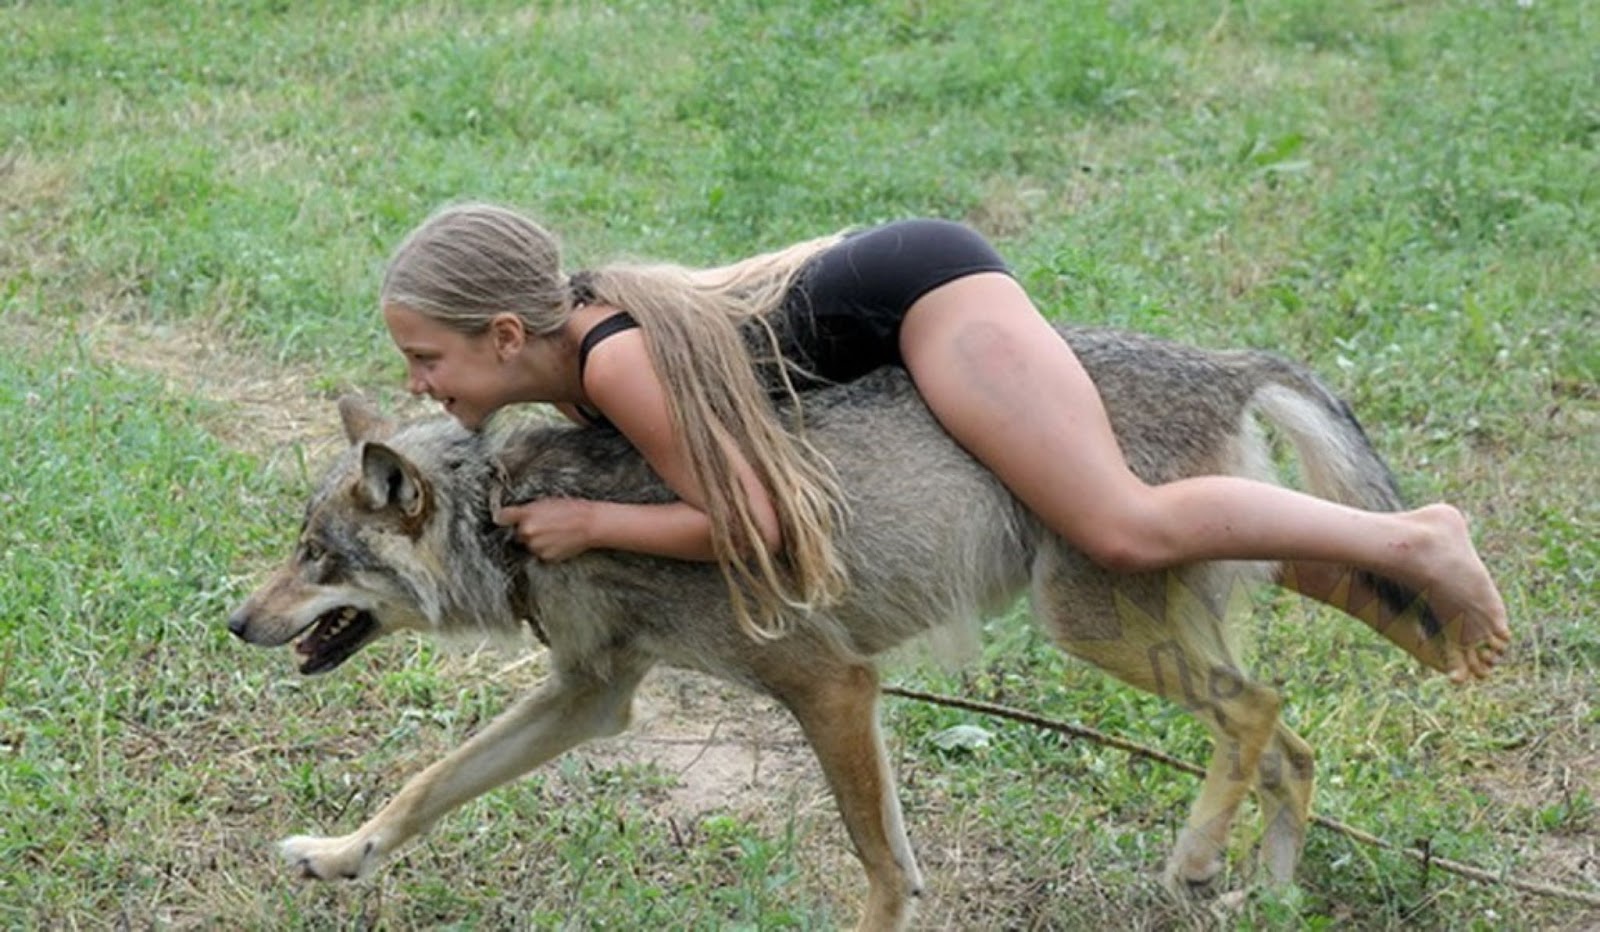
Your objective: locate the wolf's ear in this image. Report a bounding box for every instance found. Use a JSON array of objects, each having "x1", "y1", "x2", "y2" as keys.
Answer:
[
  {"x1": 355, "y1": 441, "x2": 430, "y2": 521},
  {"x1": 339, "y1": 395, "x2": 397, "y2": 445}
]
